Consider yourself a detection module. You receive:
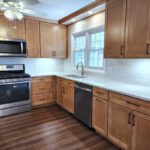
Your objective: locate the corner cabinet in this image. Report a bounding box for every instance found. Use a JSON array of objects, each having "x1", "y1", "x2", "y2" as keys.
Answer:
[
  {"x1": 105, "y1": 0, "x2": 150, "y2": 58},
  {"x1": 0, "y1": 14, "x2": 25, "y2": 39},
  {"x1": 40, "y1": 22, "x2": 67, "y2": 58}
]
